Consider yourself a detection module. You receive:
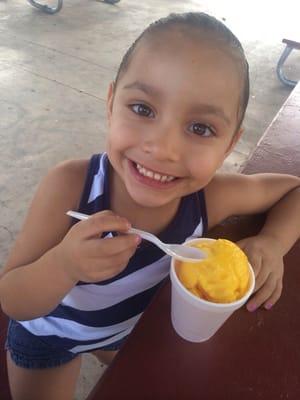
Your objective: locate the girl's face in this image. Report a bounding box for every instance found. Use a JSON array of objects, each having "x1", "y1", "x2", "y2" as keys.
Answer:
[{"x1": 106, "y1": 33, "x2": 243, "y2": 209}]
